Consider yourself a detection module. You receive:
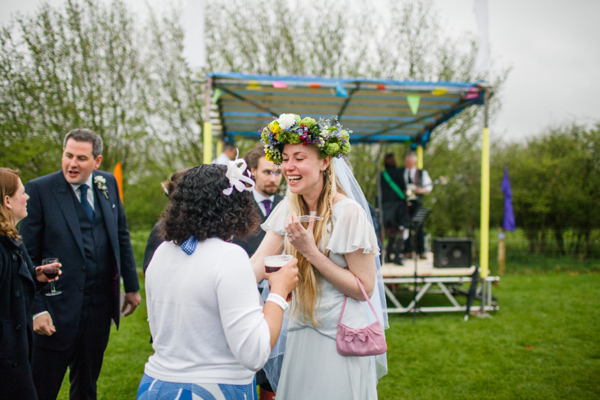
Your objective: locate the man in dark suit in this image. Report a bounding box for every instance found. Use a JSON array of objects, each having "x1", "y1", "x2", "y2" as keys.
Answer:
[
  {"x1": 232, "y1": 143, "x2": 282, "y2": 400},
  {"x1": 233, "y1": 143, "x2": 283, "y2": 257},
  {"x1": 19, "y1": 129, "x2": 141, "y2": 400},
  {"x1": 400, "y1": 152, "x2": 433, "y2": 259}
]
